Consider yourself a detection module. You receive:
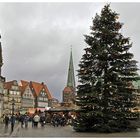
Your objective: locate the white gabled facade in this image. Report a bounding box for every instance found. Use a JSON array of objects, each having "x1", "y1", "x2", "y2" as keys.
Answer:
[
  {"x1": 37, "y1": 88, "x2": 49, "y2": 108},
  {"x1": 3, "y1": 80, "x2": 21, "y2": 115},
  {"x1": 21, "y1": 85, "x2": 35, "y2": 111}
]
